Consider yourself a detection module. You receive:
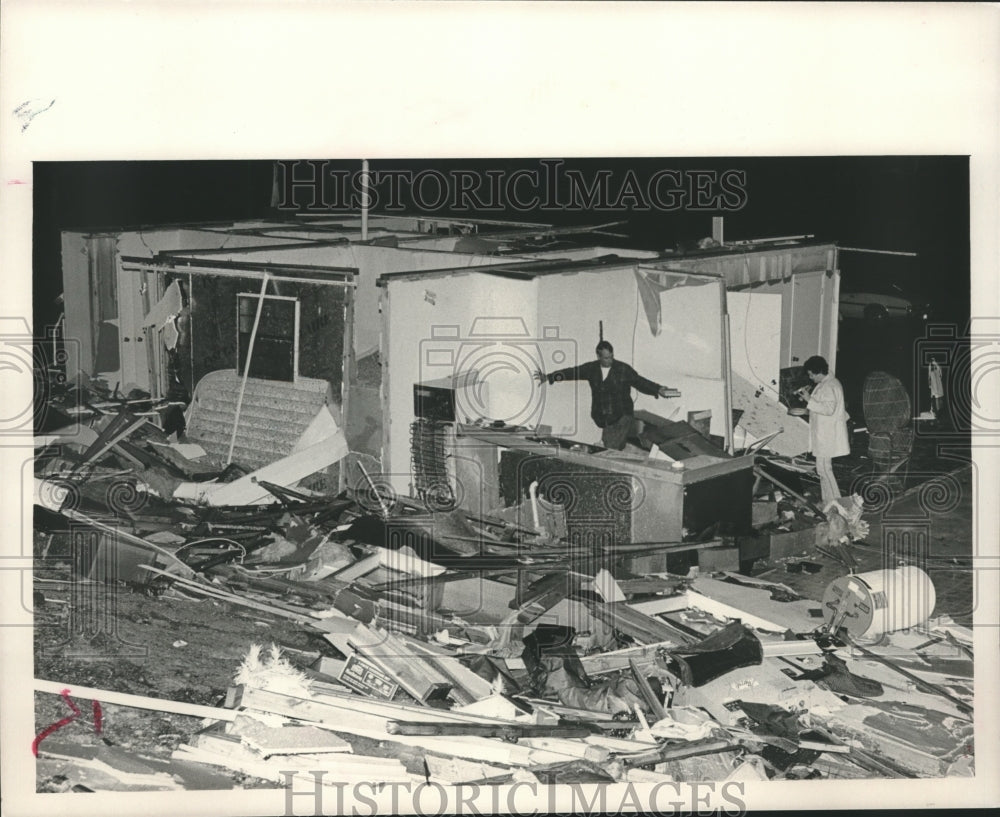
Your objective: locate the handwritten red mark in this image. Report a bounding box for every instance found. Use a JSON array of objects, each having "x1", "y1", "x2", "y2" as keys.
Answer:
[
  {"x1": 32, "y1": 689, "x2": 81, "y2": 756},
  {"x1": 31, "y1": 690, "x2": 103, "y2": 756},
  {"x1": 6, "y1": 179, "x2": 27, "y2": 185}
]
